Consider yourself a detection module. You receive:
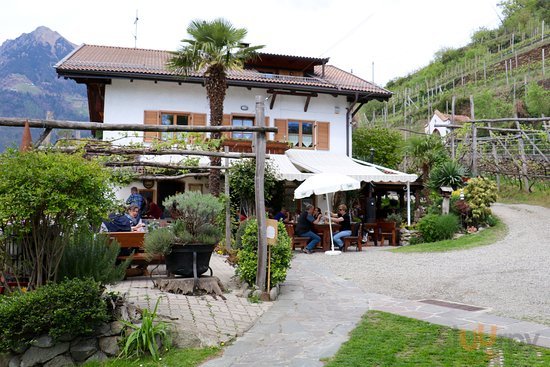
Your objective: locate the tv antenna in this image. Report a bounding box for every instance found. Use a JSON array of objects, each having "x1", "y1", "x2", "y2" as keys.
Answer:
[{"x1": 133, "y1": 10, "x2": 139, "y2": 48}]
